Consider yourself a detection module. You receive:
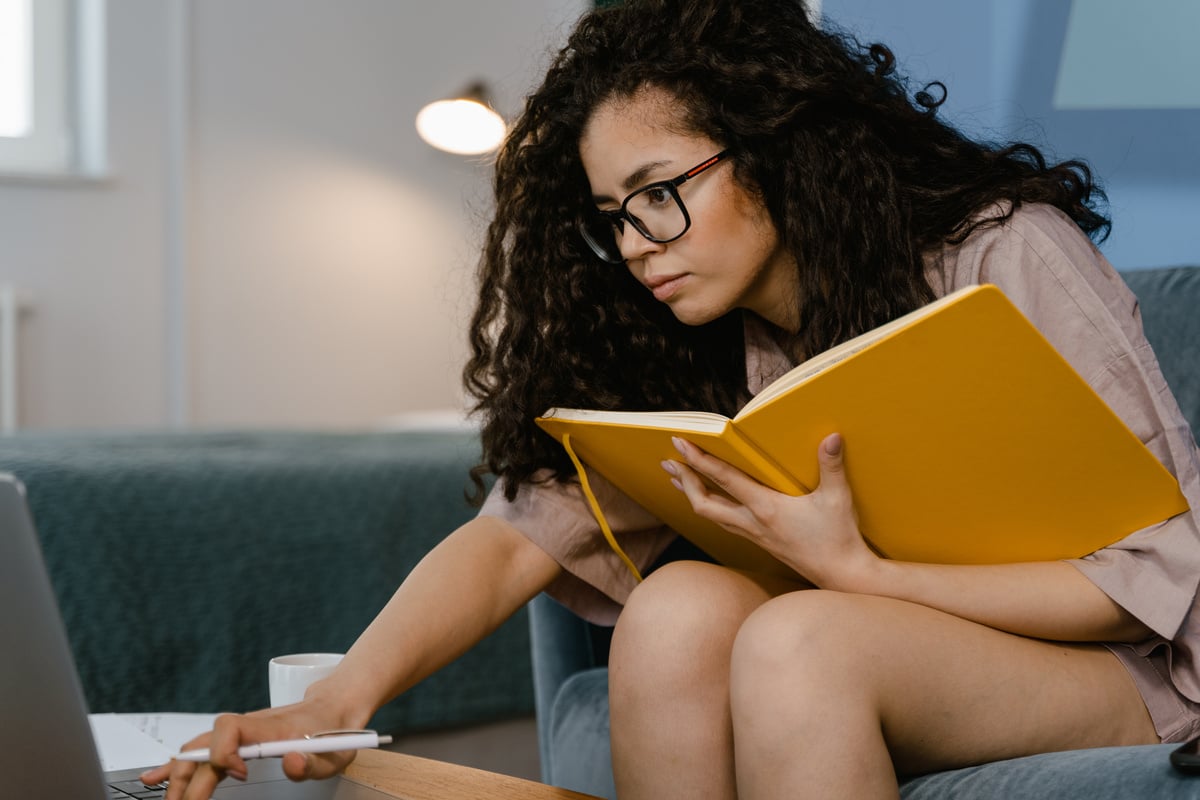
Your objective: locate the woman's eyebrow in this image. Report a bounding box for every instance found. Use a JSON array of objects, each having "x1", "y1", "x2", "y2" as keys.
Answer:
[
  {"x1": 621, "y1": 160, "x2": 672, "y2": 193},
  {"x1": 591, "y1": 159, "x2": 674, "y2": 205}
]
